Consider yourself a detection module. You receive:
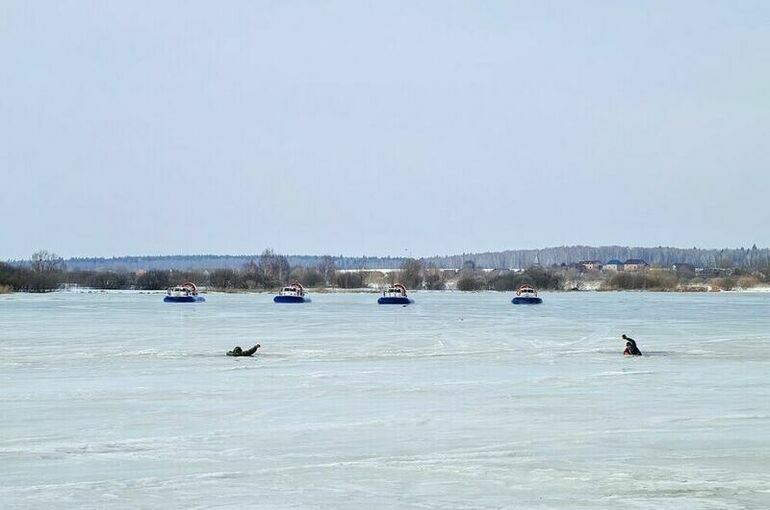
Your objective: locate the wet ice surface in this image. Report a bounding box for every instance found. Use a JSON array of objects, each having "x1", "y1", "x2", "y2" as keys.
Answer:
[{"x1": 1, "y1": 291, "x2": 769, "y2": 509}]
